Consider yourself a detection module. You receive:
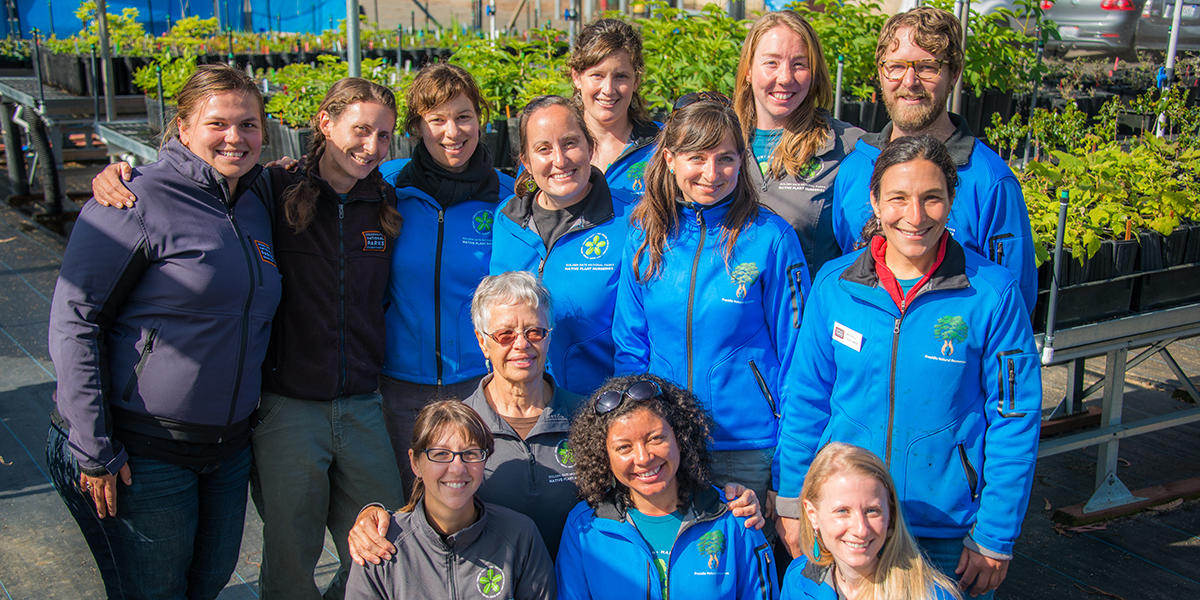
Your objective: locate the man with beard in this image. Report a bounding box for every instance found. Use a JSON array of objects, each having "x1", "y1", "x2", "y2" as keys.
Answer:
[{"x1": 829, "y1": 6, "x2": 1036, "y2": 312}]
